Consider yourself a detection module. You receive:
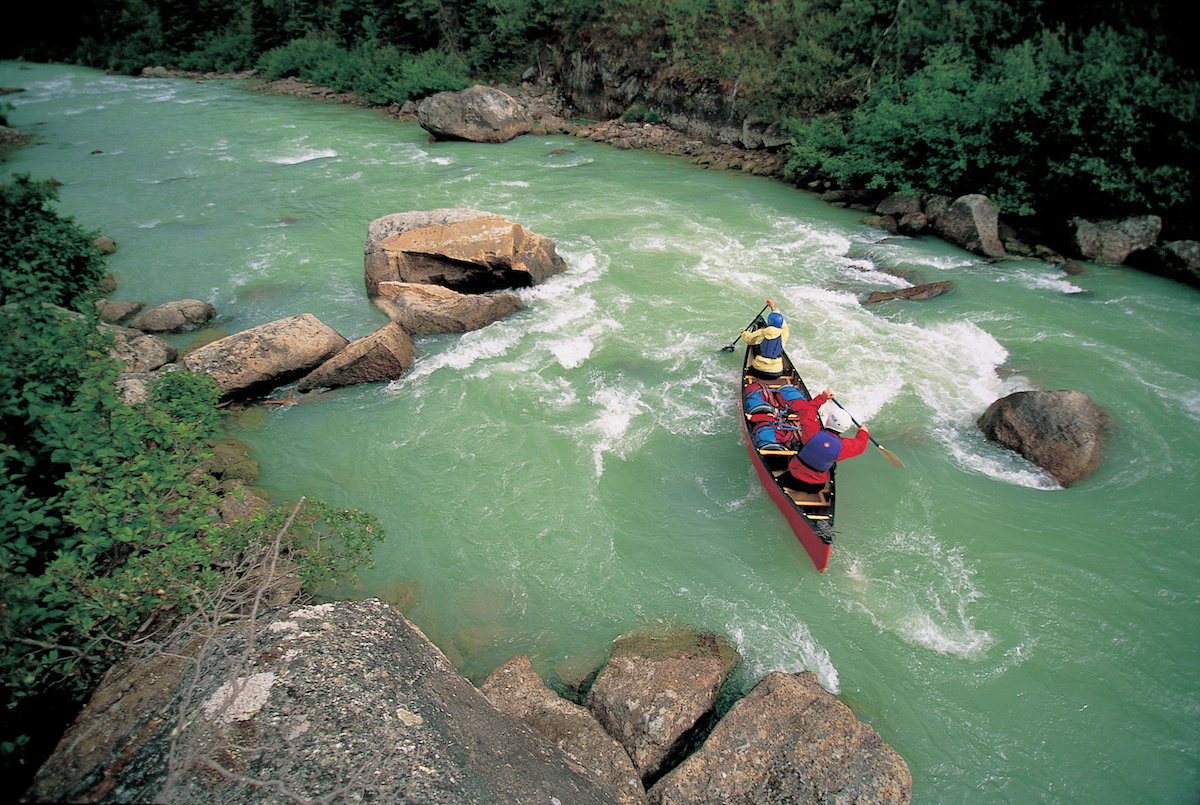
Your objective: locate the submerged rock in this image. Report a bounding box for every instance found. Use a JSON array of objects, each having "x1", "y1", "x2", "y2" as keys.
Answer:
[{"x1": 866, "y1": 280, "x2": 953, "y2": 304}]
